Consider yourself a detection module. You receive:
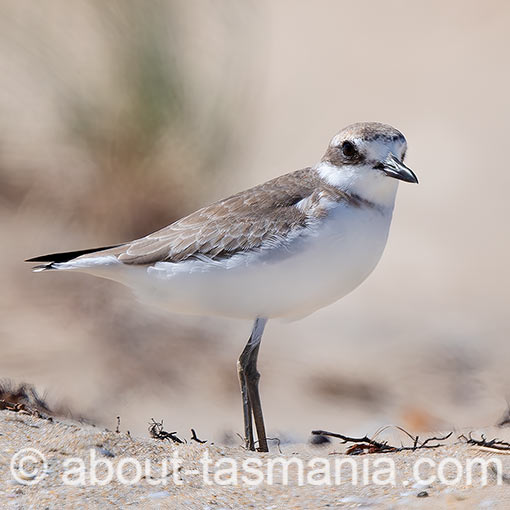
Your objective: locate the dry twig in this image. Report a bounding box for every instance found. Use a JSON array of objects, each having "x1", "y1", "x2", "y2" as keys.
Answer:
[
  {"x1": 459, "y1": 433, "x2": 510, "y2": 451},
  {"x1": 265, "y1": 437, "x2": 282, "y2": 454},
  {"x1": 190, "y1": 428, "x2": 207, "y2": 444}
]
